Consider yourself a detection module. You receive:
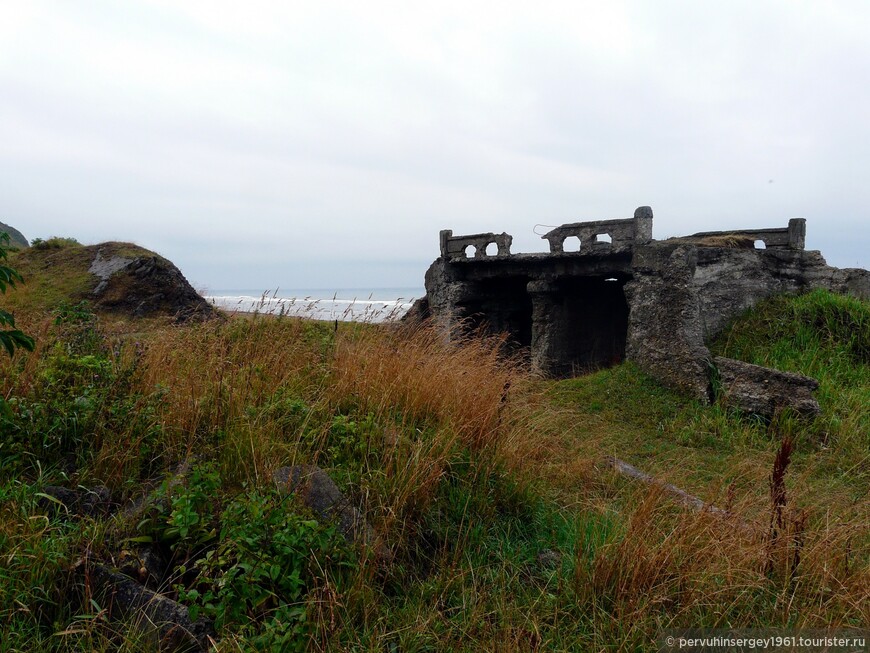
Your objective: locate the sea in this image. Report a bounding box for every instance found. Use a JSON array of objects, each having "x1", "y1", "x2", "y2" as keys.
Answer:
[{"x1": 203, "y1": 287, "x2": 424, "y2": 323}]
